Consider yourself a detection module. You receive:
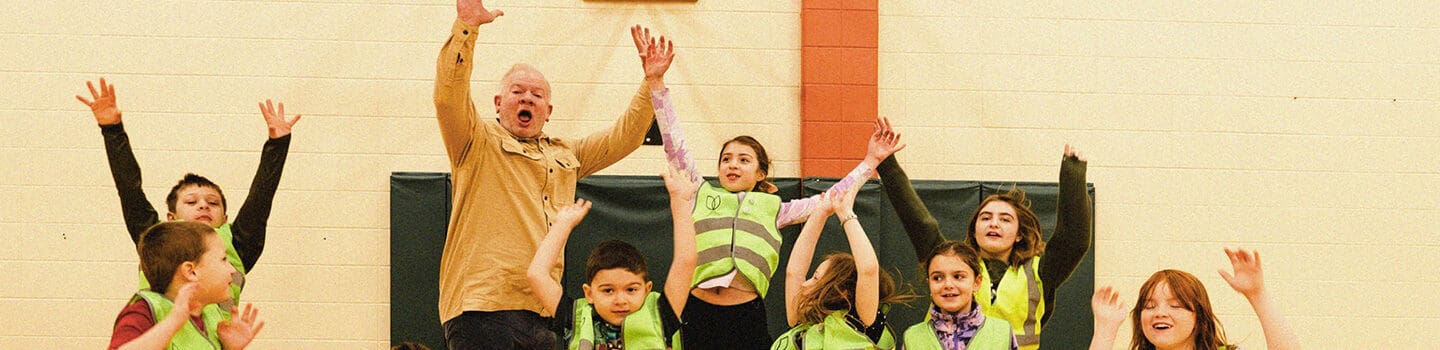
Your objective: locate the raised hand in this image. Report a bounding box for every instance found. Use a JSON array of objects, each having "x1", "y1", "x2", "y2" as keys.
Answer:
[
  {"x1": 631, "y1": 25, "x2": 675, "y2": 82},
  {"x1": 457, "y1": 0, "x2": 504, "y2": 27},
  {"x1": 865, "y1": 116, "x2": 906, "y2": 163},
  {"x1": 75, "y1": 78, "x2": 122, "y2": 125},
  {"x1": 1064, "y1": 143, "x2": 1088, "y2": 162},
  {"x1": 808, "y1": 192, "x2": 836, "y2": 222},
  {"x1": 172, "y1": 282, "x2": 202, "y2": 316},
  {"x1": 1091, "y1": 285, "x2": 1128, "y2": 328},
  {"x1": 218, "y1": 303, "x2": 265, "y2": 350},
  {"x1": 660, "y1": 166, "x2": 699, "y2": 203},
  {"x1": 1219, "y1": 248, "x2": 1265, "y2": 299},
  {"x1": 833, "y1": 176, "x2": 865, "y2": 217},
  {"x1": 554, "y1": 199, "x2": 592, "y2": 230},
  {"x1": 1087, "y1": 285, "x2": 1128, "y2": 350},
  {"x1": 258, "y1": 99, "x2": 301, "y2": 139}
]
